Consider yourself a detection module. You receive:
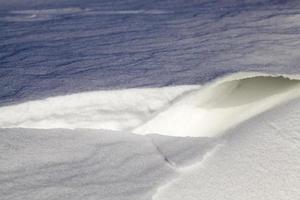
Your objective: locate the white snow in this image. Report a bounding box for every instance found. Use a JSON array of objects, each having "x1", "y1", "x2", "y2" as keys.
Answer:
[
  {"x1": 153, "y1": 95, "x2": 300, "y2": 200},
  {"x1": 0, "y1": 72, "x2": 300, "y2": 200},
  {"x1": 0, "y1": 72, "x2": 299, "y2": 138},
  {"x1": 134, "y1": 73, "x2": 300, "y2": 137},
  {"x1": 0, "y1": 85, "x2": 200, "y2": 130},
  {"x1": 0, "y1": 128, "x2": 176, "y2": 200}
]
